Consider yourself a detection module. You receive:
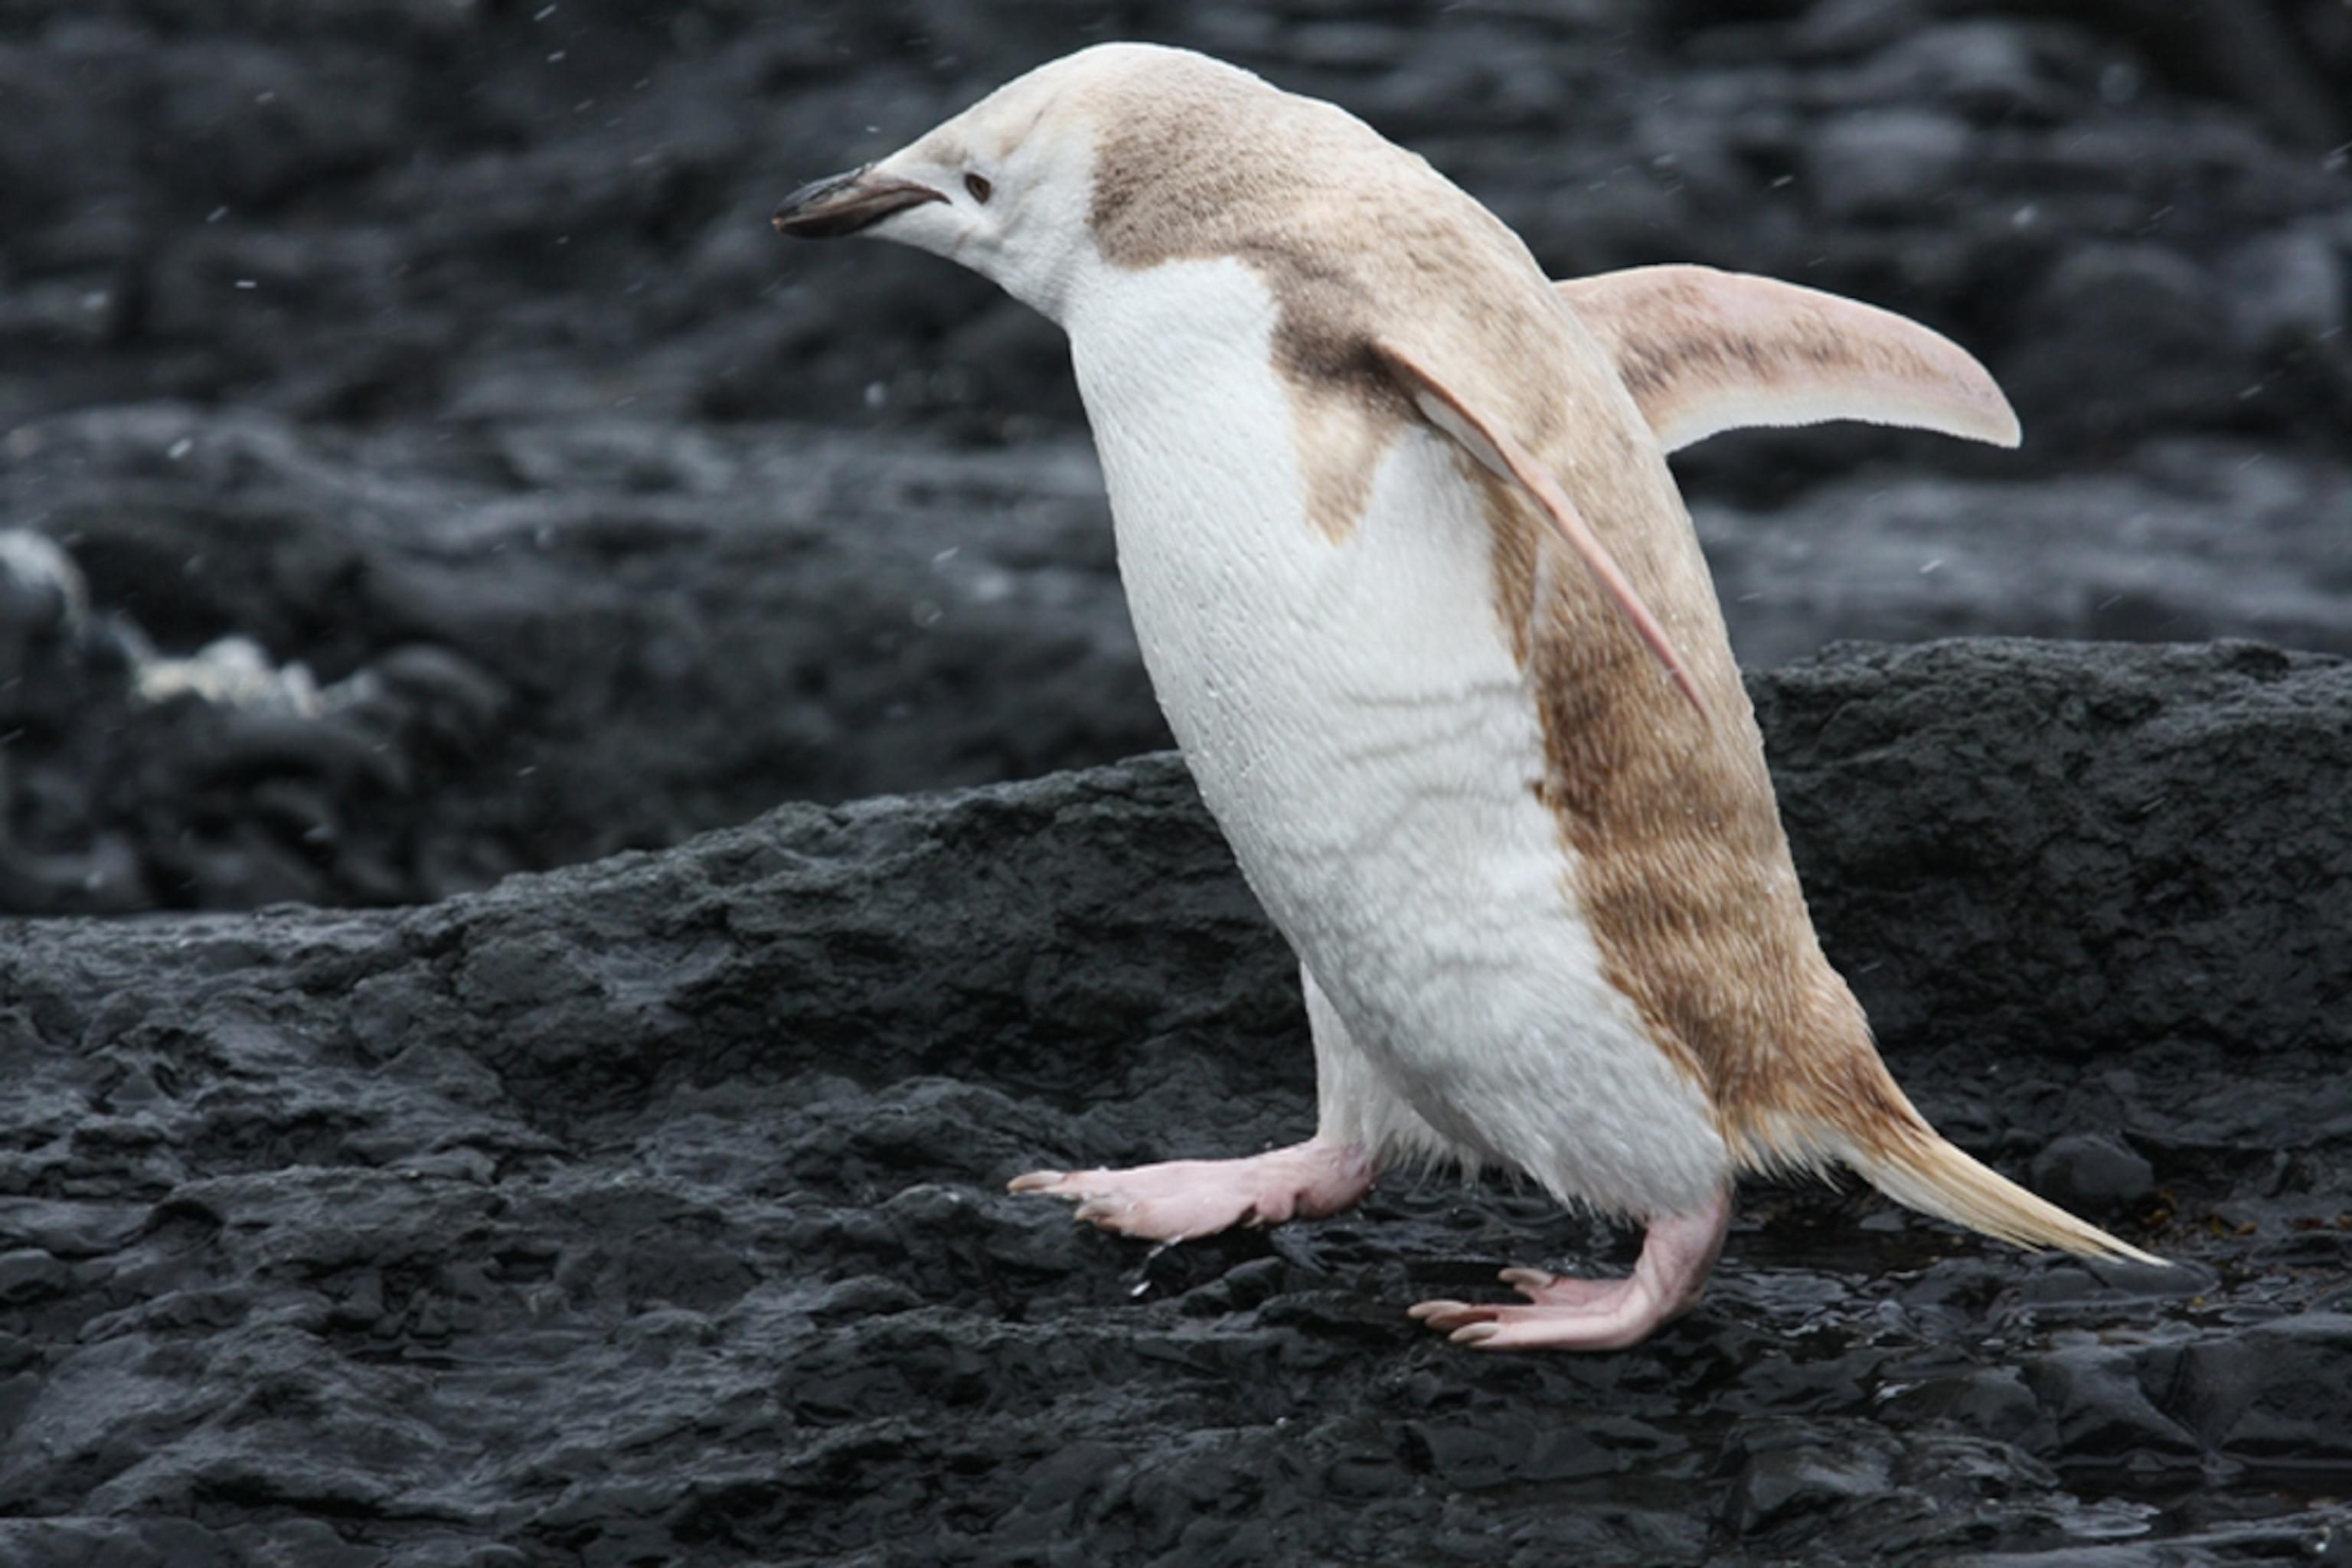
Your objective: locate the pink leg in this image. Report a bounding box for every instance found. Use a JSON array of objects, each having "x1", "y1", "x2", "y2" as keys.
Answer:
[
  {"x1": 1008, "y1": 1137, "x2": 1375, "y2": 1243},
  {"x1": 1407, "y1": 1186, "x2": 1733, "y2": 1351}
]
